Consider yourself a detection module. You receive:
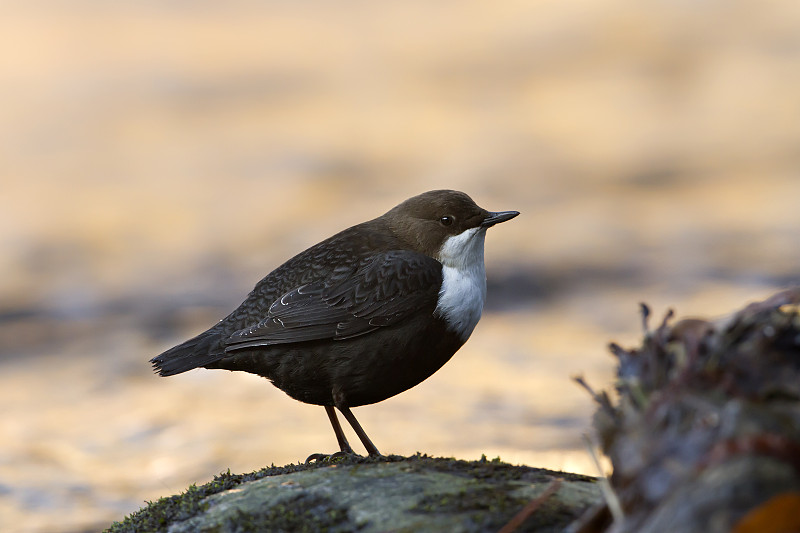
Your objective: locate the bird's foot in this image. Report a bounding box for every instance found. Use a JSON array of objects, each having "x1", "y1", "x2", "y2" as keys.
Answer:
[{"x1": 304, "y1": 451, "x2": 356, "y2": 464}]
